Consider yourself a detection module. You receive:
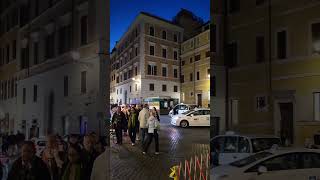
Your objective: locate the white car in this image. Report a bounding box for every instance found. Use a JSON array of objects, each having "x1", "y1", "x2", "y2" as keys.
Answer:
[
  {"x1": 31, "y1": 137, "x2": 47, "y2": 157},
  {"x1": 168, "y1": 103, "x2": 197, "y2": 117},
  {"x1": 171, "y1": 108, "x2": 210, "y2": 127},
  {"x1": 212, "y1": 148, "x2": 320, "y2": 180},
  {"x1": 211, "y1": 133, "x2": 281, "y2": 165}
]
